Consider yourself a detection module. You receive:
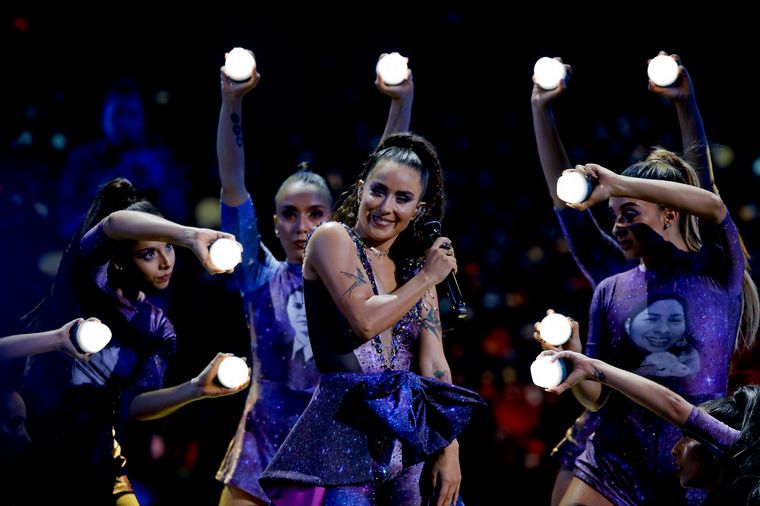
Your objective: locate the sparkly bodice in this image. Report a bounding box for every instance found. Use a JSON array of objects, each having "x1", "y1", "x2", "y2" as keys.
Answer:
[
  {"x1": 304, "y1": 222, "x2": 424, "y2": 374},
  {"x1": 343, "y1": 225, "x2": 423, "y2": 373}
]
